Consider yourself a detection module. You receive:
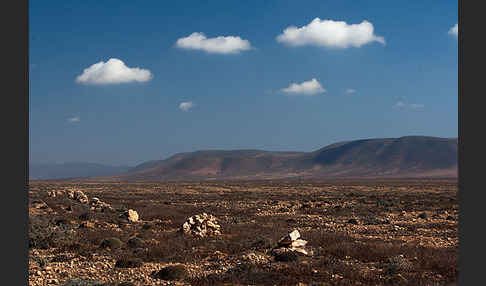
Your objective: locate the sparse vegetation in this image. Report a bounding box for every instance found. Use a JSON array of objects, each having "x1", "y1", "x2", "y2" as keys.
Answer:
[
  {"x1": 29, "y1": 179, "x2": 458, "y2": 285},
  {"x1": 114, "y1": 257, "x2": 143, "y2": 268},
  {"x1": 100, "y1": 238, "x2": 123, "y2": 250},
  {"x1": 152, "y1": 265, "x2": 188, "y2": 280}
]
